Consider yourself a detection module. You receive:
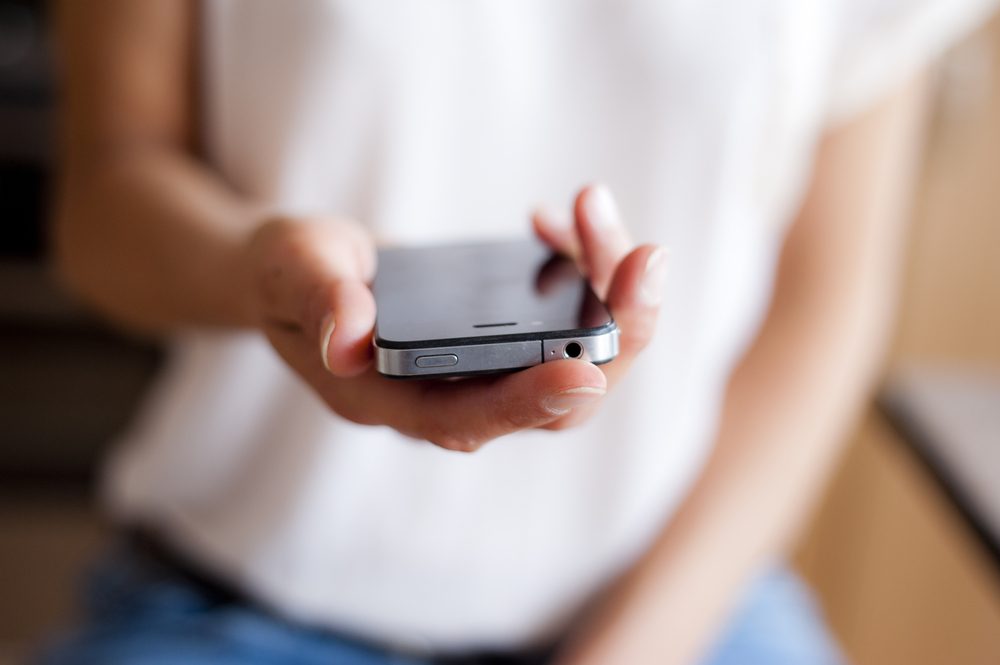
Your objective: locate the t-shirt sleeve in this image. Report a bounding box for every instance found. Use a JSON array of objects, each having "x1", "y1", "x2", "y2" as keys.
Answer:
[{"x1": 826, "y1": 0, "x2": 999, "y2": 123}]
